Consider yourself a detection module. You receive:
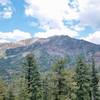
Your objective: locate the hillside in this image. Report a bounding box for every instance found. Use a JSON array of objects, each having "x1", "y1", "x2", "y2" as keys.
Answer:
[{"x1": 0, "y1": 35, "x2": 100, "y2": 80}]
